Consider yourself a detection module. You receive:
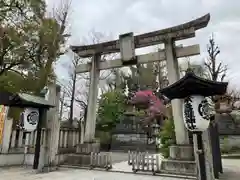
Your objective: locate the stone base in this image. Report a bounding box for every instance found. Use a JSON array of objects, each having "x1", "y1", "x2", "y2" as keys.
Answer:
[
  {"x1": 169, "y1": 145, "x2": 194, "y2": 160},
  {"x1": 76, "y1": 142, "x2": 100, "y2": 154},
  {"x1": 37, "y1": 166, "x2": 58, "y2": 173},
  {"x1": 161, "y1": 145, "x2": 196, "y2": 176},
  {"x1": 161, "y1": 159, "x2": 196, "y2": 176},
  {"x1": 63, "y1": 142, "x2": 101, "y2": 167},
  {"x1": 64, "y1": 154, "x2": 91, "y2": 166}
]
